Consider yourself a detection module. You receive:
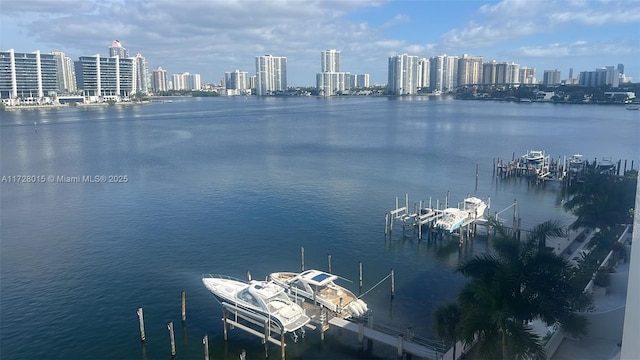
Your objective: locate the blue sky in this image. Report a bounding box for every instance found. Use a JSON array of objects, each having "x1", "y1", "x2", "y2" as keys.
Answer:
[{"x1": 1, "y1": 0, "x2": 639, "y2": 86}]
